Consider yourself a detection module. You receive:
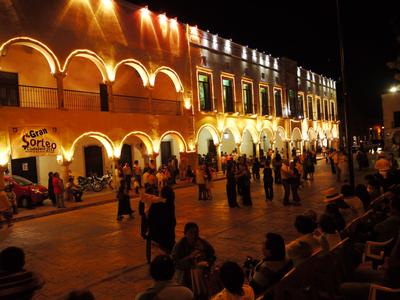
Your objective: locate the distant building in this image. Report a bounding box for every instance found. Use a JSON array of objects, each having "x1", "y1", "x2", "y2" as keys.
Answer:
[
  {"x1": 381, "y1": 90, "x2": 400, "y2": 151},
  {"x1": 0, "y1": 0, "x2": 339, "y2": 185}
]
